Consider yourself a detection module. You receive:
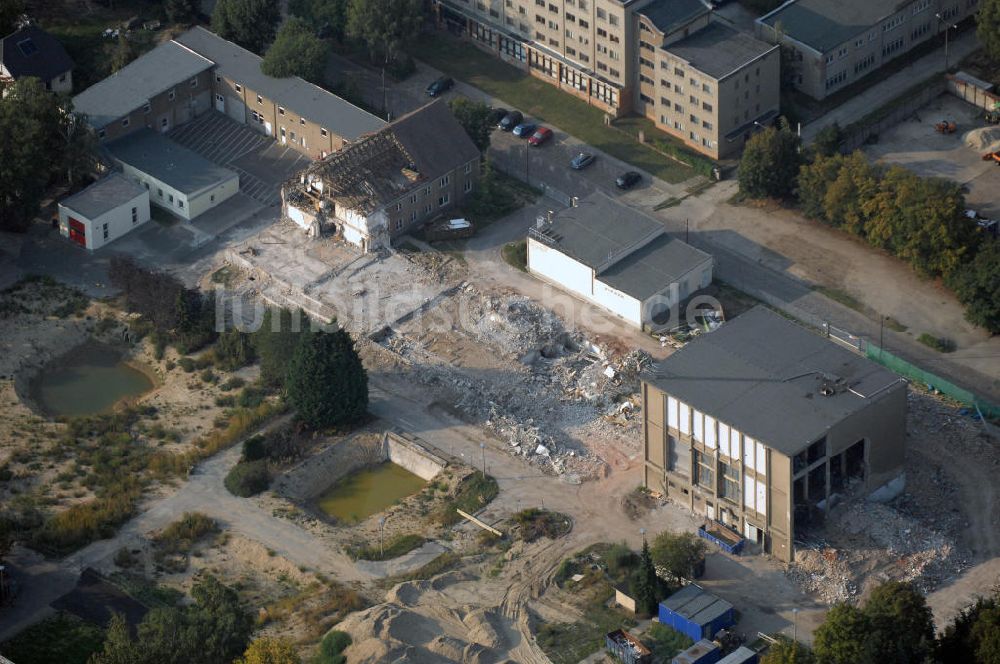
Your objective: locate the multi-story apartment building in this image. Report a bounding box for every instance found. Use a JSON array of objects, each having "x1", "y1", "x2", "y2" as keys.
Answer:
[
  {"x1": 73, "y1": 27, "x2": 383, "y2": 159},
  {"x1": 757, "y1": 0, "x2": 979, "y2": 100},
  {"x1": 434, "y1": 0, "x2": 779, "y2": 158},
  {"x1": 641, "y1": 307, "x2": 907, "y2": 562},
  {"x1": 283, "y1": 100, "x2": 481, "y2": 252}
]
